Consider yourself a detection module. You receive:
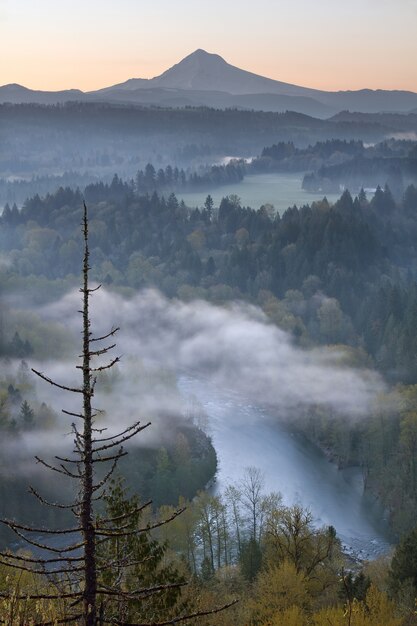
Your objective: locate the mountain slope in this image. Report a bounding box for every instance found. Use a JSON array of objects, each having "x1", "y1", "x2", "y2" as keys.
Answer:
[
  {"x1": 0, "y1": 83, "x2": 84, "y2": 104},
  {"x1": 95, "y1": 49, "x2": 315, "y2": 97},
  {"x1": 2, "y1": 50, "x2": 417, "y2": 117},
  {"x1": 92, "y1": 49, "x2": 417, "y2": 114}
]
